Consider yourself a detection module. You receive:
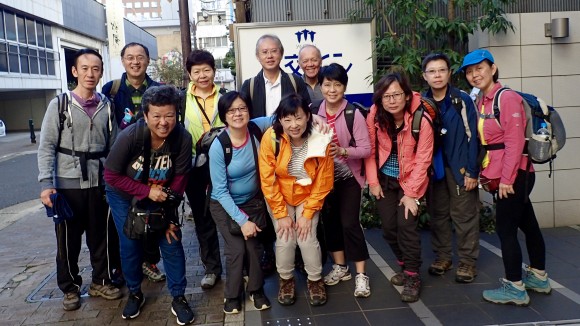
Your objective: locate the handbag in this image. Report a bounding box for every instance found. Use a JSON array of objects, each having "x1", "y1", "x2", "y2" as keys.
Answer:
[
  {"x1": 123, "y1": 201, "x2": 169, "y2": 240},
  {"x1": 227, "y1": 193, "x2": 269, "y2": 236},
  {"x1": 479, "y1": 174, "x2": 500, "y2": 193}
]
